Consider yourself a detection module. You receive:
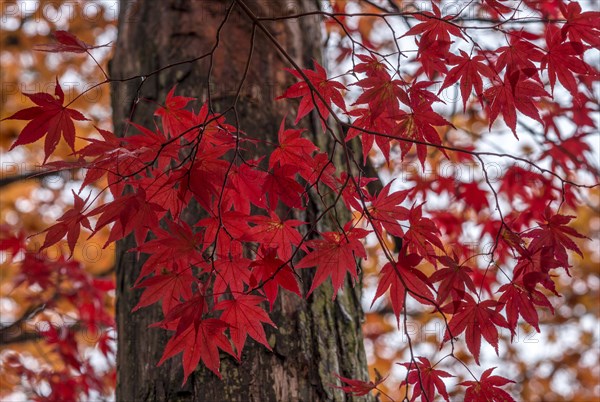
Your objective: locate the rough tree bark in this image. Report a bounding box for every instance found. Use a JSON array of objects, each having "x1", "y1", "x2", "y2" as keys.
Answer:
[{"x1": 110, "y1": 1, "x2": 372, "y2": 401}]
